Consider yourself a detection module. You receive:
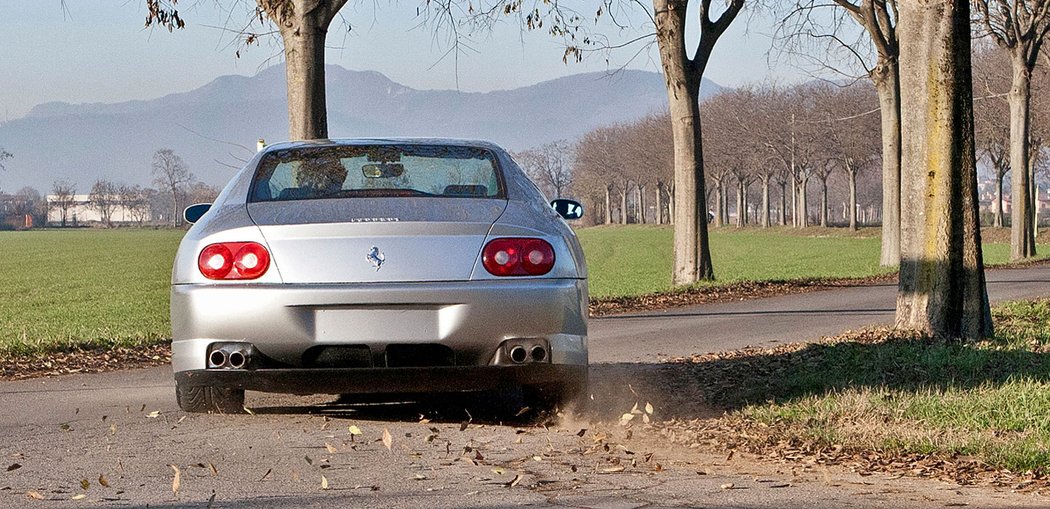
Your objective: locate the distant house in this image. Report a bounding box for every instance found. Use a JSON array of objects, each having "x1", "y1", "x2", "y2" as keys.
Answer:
[{"x1": 45, "y1": 194, "x2": 138, "y2": 227}]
